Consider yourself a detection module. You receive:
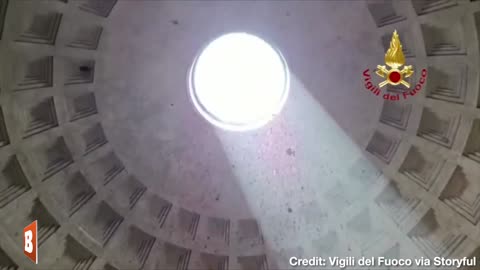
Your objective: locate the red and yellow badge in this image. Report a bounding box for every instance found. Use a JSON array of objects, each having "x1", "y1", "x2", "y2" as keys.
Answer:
[
  {"x1": 362, "y1": 30, "x2": 427, "y2": 101},
  {"x1": 376, "y1": 30, "x2": 414, "y2": 88}
]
